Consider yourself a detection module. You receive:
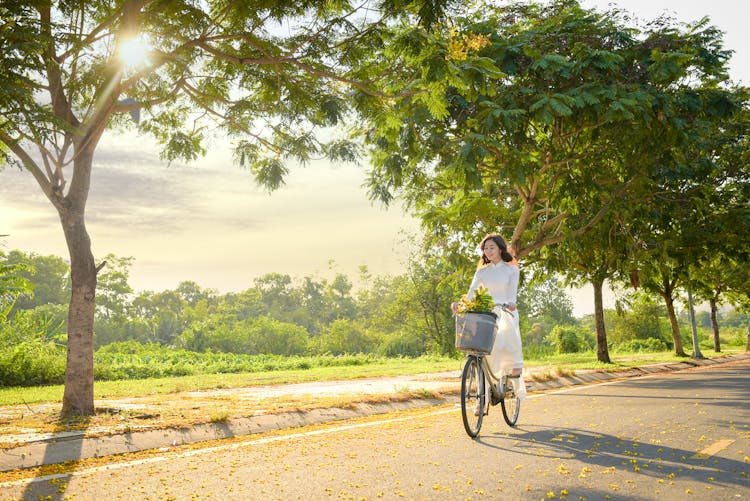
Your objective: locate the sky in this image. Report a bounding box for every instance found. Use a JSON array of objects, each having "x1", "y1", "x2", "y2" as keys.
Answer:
[{"x1": 1, "y1": 0, "x2": 748, "y2": 317}]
